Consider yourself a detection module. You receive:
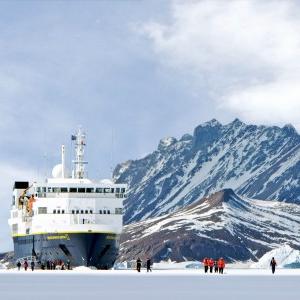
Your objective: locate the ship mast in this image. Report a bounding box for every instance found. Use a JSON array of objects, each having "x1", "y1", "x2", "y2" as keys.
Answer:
[{"x1": 72, "y1": 128, "x2": 88, "y2": 179}]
